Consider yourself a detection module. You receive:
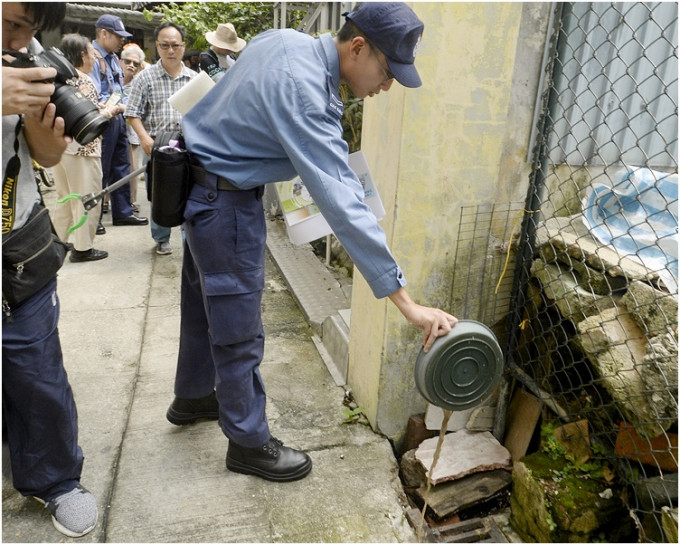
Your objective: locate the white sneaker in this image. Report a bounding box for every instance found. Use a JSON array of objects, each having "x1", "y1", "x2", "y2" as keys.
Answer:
[
  {"x1": 39, "y1": 485, "x2": 98, "y2": 537},
  {"x1": 156, "y1": 242, "x2": 172, "y2": 255}
]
